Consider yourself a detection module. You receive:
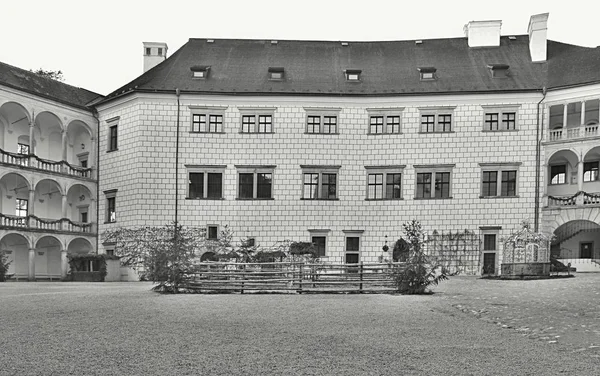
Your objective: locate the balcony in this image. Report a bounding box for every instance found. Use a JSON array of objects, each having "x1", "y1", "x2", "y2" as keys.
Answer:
[
  {"x1": 547, "y1": 124, "x2": 600, "y2": 142},
  {"x1": 0, "y1": 213, "x2": 96, "y2": 234},
  {"x1": 0, "y1": 148, "x2": 93, "y2": 179},
  {"x1": 545, "y1": 191, "x2": 600, "y2": 208}
]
